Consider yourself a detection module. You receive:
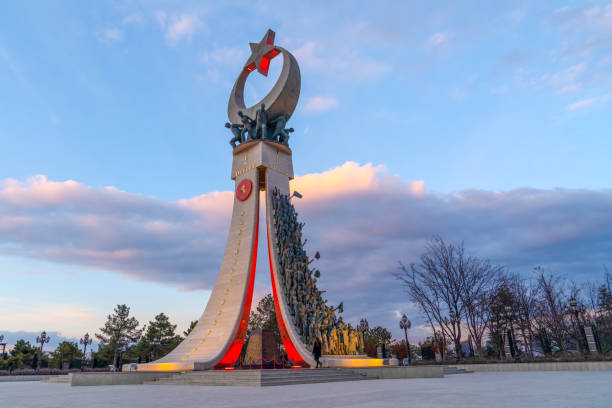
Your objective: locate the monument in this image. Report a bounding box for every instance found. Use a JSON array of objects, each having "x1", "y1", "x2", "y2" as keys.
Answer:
[{"x1": 128, "y1": 29, "x2": 382, "y2": 372}]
